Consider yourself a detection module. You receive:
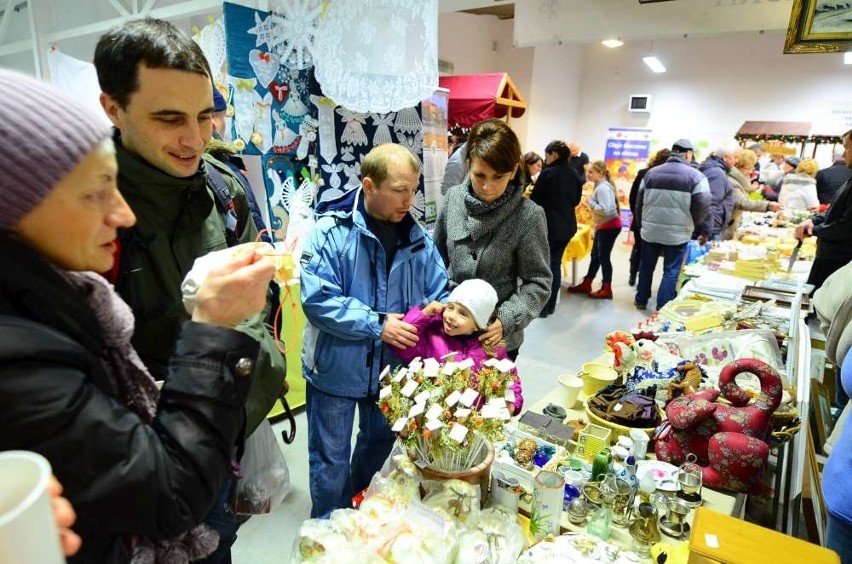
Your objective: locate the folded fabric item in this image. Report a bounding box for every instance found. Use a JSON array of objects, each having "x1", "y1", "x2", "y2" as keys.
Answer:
[{"x1": 587, "y1": 385, "x2": 660, "y2": 428}]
